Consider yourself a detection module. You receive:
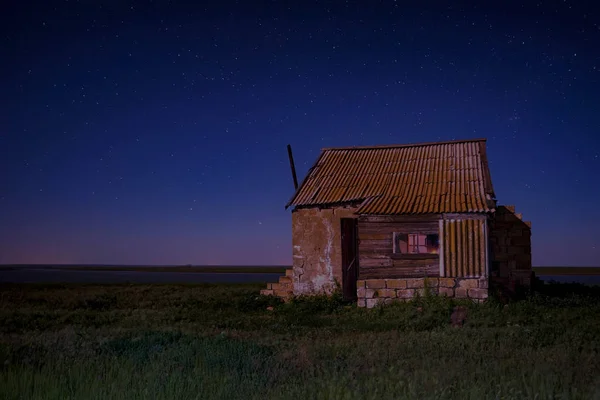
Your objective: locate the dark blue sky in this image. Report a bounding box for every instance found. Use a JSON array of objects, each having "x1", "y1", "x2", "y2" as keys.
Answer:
[{"x1": 1, "y1": 0, "x2": 599, "y2": 266}]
